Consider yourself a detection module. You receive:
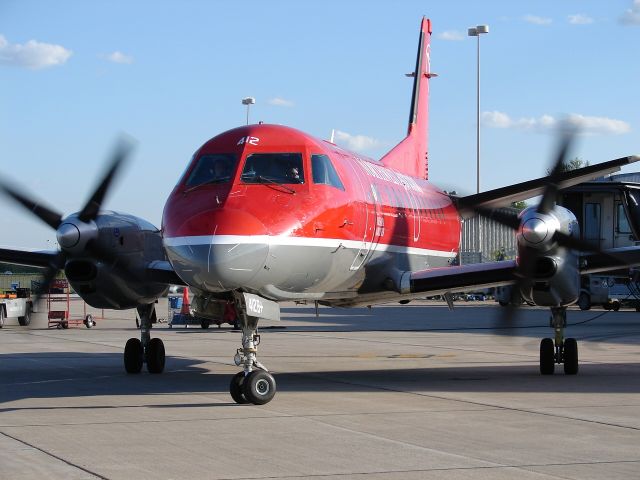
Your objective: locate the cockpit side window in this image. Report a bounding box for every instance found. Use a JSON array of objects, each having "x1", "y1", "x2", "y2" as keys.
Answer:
[
  {"x1": 311, "y1": 154, "x2": 345, "y2": 191},
  {"x1": 241, "y1": 153, "x2": 304, "y2": 184},
  {"x1": 185, "y1": 153, "x2": 237, "y2": 187}
]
